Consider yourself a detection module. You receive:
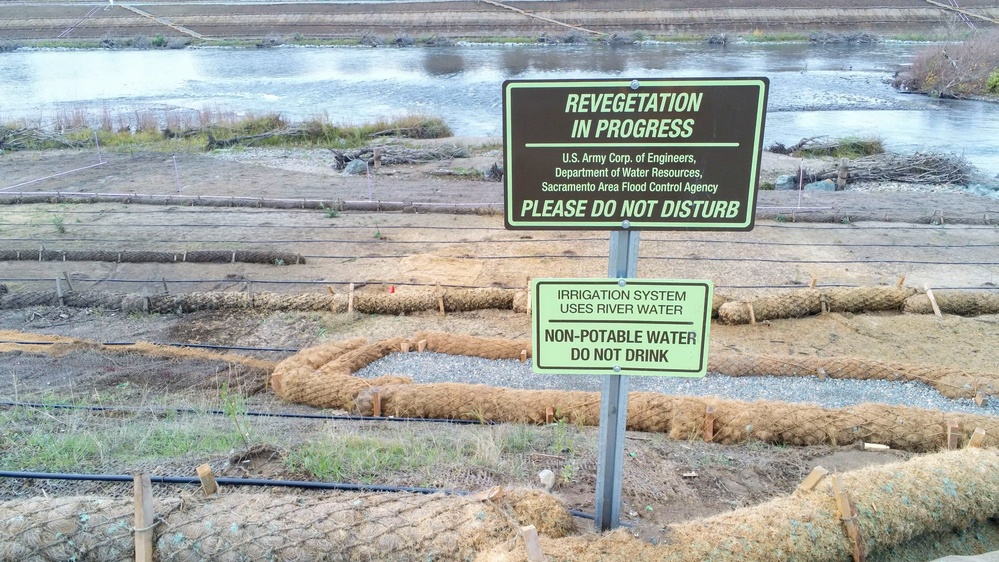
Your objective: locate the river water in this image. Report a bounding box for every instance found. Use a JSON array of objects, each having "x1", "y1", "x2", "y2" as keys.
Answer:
[{"x1": 1, "y1": 42, "x2": 997, "y2": 175}]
